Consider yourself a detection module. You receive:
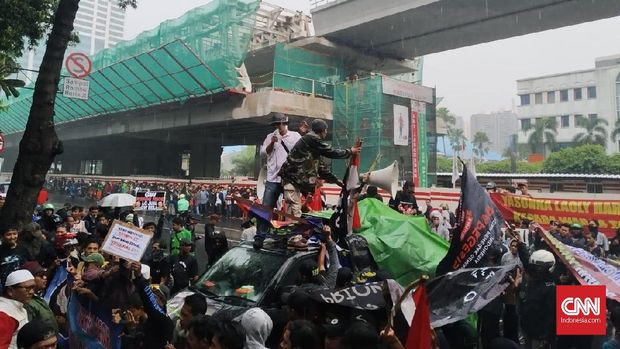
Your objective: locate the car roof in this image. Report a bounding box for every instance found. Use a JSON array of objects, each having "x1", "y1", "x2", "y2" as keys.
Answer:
[{"x1": 236, "y1": 241, "x2": 319, "y2": 258}]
